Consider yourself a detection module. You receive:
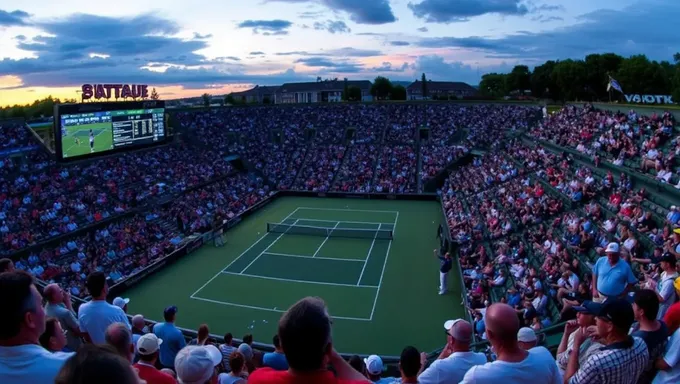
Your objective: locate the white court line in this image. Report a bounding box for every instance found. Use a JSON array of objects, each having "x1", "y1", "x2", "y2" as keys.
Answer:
[
  {"x1": 221, "y1": 271, "x2": 379, "y2": 289},
  {"x1": 357, "y1": 223, "x2": 380, "y2": 285},
  {"x1": 295, "y1": 218, "x2": 393, "y2": 226},
  {"x1": 239, "y1": 218, "x2": 299, "y2": 274},
  {"x1": 190, "y1": 208, "x2": 300, "y2": 298},
  {"x1": 312, "y1": 221, "x2": 339, "y2": 257},
  {"x1": 190, "y1": 296, "x2": 372, "y2": 321},
  {"x1": 369, "y1": 240, "x2": 393, "y2": 321},
  {"x1": 297, "y1": 206, "x2": 399, "y2": 214},
  {"x1": 262, "y1": 252, "x2": 365, "y2": 263}
]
